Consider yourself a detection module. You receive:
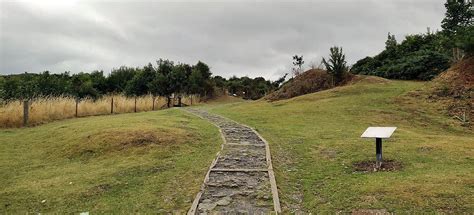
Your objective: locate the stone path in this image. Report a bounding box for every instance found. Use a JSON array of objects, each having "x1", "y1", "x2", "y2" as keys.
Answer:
[{"x1": 185, "y1": 109, "x2": 281, "y2": 214}]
